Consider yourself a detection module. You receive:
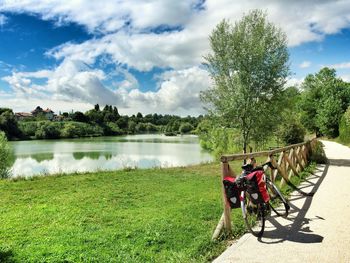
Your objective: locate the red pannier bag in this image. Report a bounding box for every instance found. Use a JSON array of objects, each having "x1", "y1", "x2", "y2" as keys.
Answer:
[
  {"x1": 223, "y1": 176, "x2": 241, "y2": 208},
  {"x1": 246, "y1": 170, "x2": 270, "y2": 204}
]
